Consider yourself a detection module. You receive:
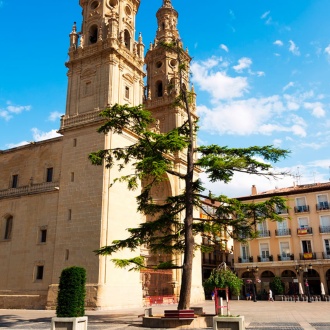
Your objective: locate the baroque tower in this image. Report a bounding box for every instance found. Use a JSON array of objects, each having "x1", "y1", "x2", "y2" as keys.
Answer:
[
  {"x1": 51, "y1": 0, "x2": 146, "y2": 309},
  {"x1": 142, "y1": 0, "x2": 203, "y2": 302}
]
